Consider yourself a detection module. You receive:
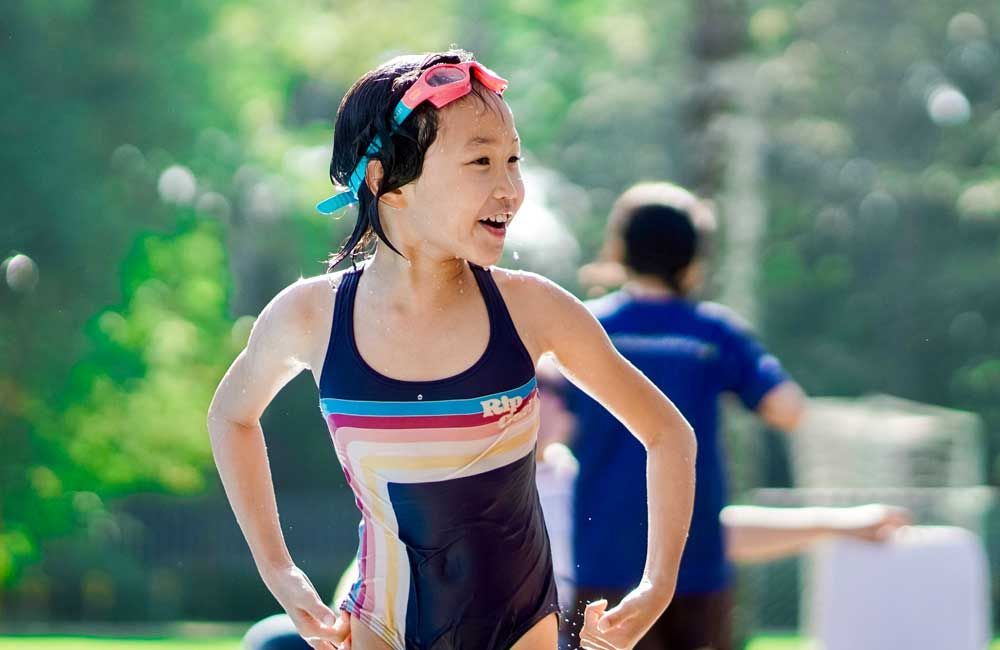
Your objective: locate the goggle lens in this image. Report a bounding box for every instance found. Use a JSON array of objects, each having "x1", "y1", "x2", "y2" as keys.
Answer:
[{"x1": 426, "y1": 67, "x2": 468, "y2": 87}]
